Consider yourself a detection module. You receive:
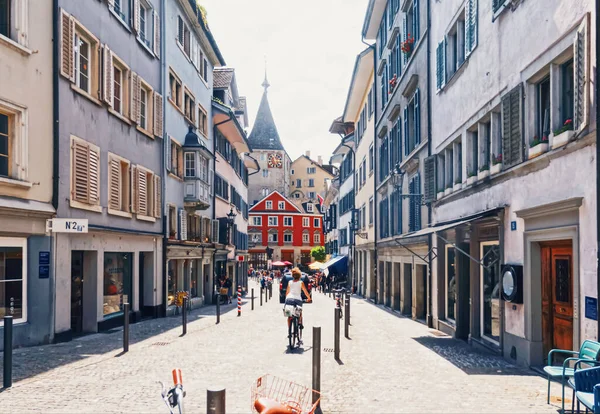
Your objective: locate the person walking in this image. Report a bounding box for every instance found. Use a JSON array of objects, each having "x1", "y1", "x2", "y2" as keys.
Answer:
[{"x1": 223, "y1": 274, "x2": 233, "y2": 304}]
